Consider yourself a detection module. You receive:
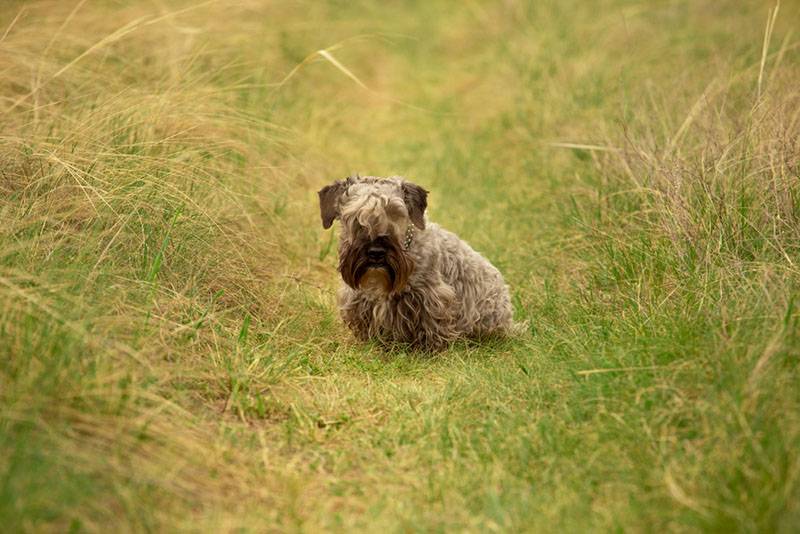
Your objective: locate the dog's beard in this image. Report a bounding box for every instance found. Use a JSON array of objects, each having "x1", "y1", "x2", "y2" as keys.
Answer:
[
  {"x1": 339, "y1": 236, "x2": 412, "y2": 295},
  {"x1": 358, "y1": 267, "x2": 392, "y2": 294}
]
